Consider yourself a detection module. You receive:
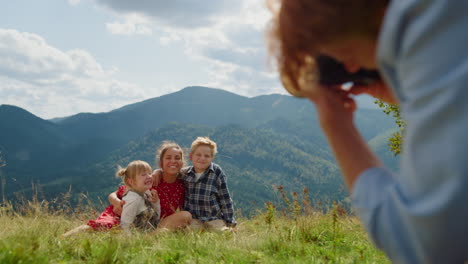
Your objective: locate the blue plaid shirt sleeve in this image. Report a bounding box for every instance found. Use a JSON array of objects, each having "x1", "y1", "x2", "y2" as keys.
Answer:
[{"x1": 216, "y1": 167, "x2": 236, "y2": 226}]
